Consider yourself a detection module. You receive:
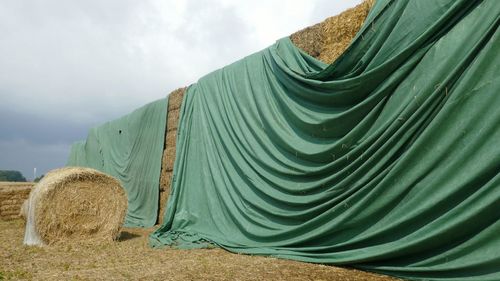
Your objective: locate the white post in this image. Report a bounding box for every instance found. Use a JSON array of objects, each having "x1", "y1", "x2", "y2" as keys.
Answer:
[{"x1": 33, "y1": 168, "x2": 36, "y2": 181}]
